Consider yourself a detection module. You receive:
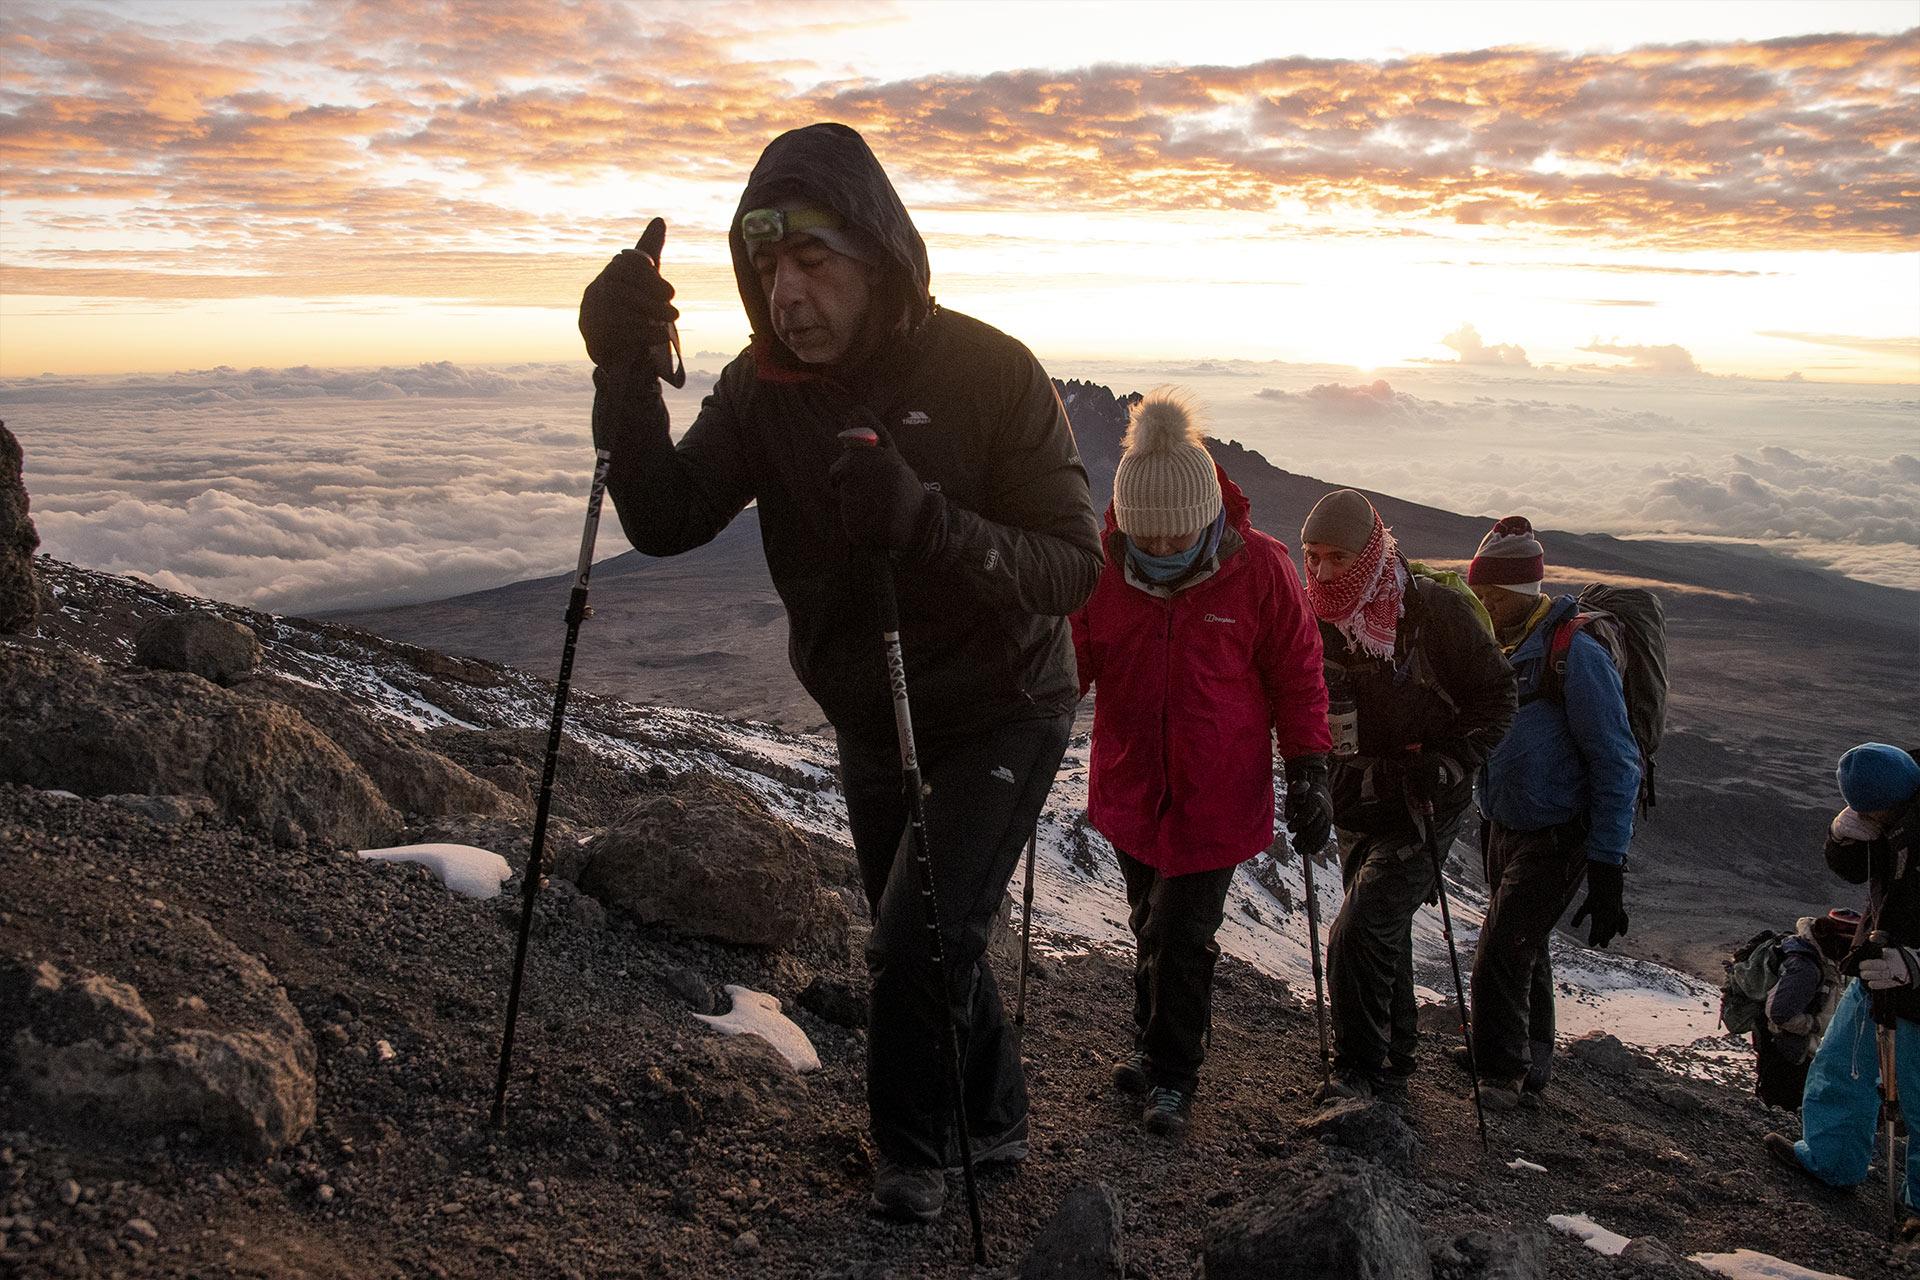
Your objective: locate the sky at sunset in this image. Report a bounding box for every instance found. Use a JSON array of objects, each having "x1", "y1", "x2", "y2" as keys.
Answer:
[
  {"x1": 3, "y1": 1, "x2": 1918, "y2": 614},
  {"x1": 2, "y1": 0, "x2": 1917, "y2": 381}
]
